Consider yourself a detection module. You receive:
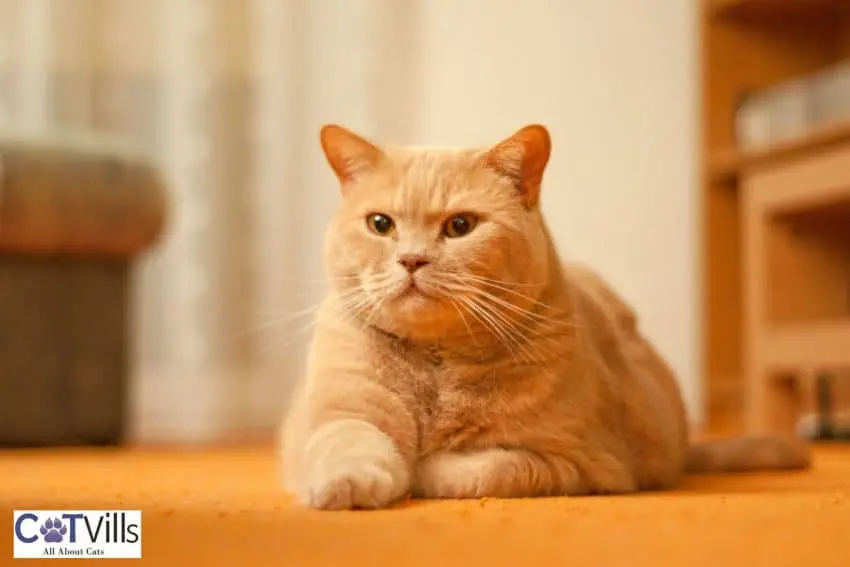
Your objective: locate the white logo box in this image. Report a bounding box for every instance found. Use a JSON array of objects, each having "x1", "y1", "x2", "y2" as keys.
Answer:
[{"x1": 13, "y1": 510, "x2": 142, "y2": 560}]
